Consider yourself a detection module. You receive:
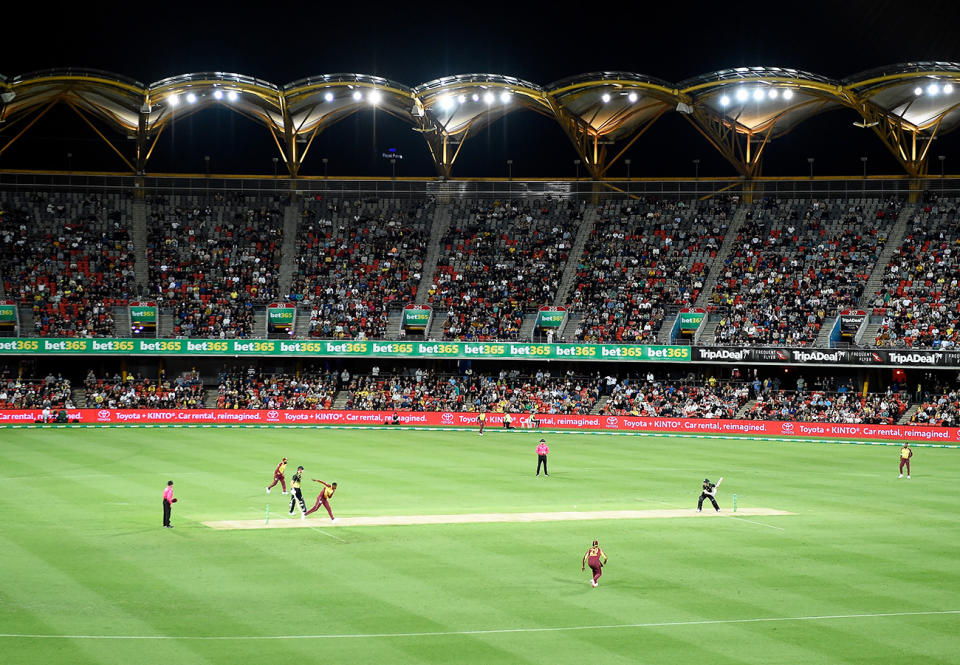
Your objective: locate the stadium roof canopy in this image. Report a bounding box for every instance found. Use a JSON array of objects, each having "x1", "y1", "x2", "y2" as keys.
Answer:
[{"x1": 1, "y1": 63, "x2": 958, "y2": 177}]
